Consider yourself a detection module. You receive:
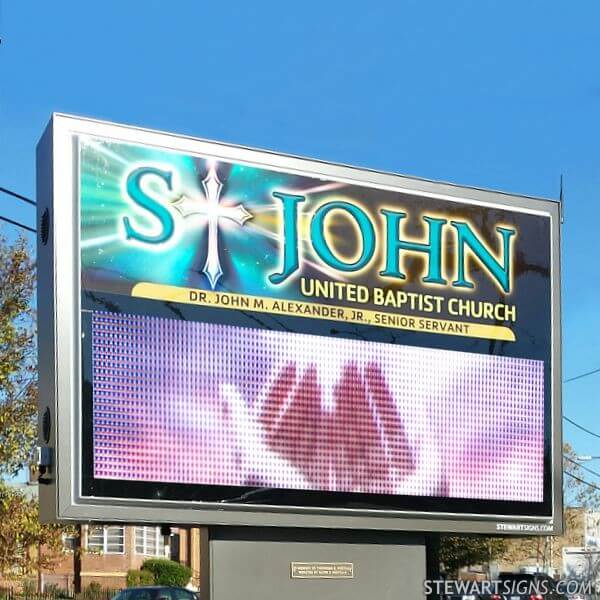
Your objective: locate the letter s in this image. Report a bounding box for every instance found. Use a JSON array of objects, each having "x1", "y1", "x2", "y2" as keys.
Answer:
[{"x1": 123, "y1": 167, "x2": 175, "y2": 244}]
